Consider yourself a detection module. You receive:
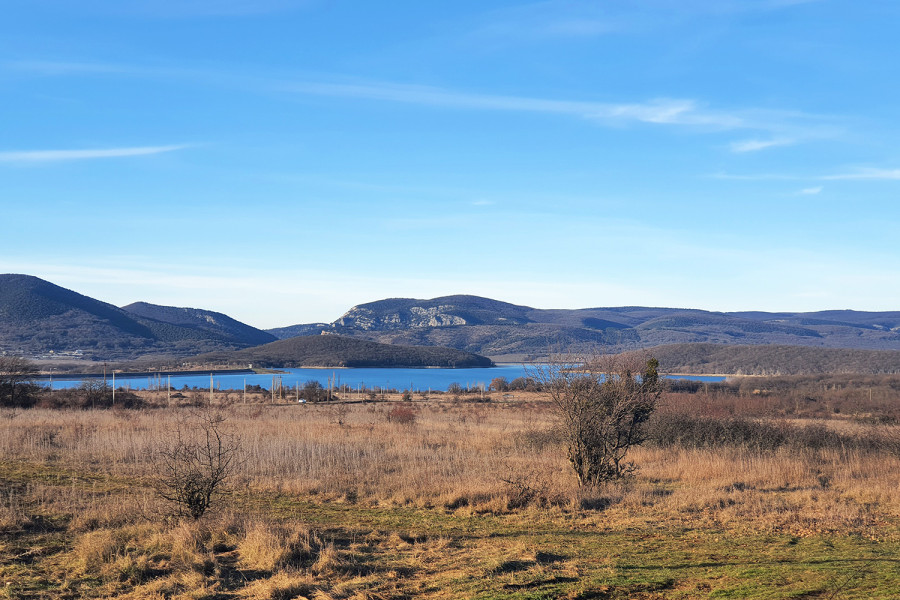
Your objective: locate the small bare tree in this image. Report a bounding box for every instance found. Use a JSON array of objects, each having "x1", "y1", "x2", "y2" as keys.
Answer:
[
  {"x1": 157, "y1": 409, "x2": 241, "y2": 520},
  {"x1": 535, "y1": 355, "x2": 660, "y2": 487},
  {"x1": 0, "y1": 356, "x2": 37, "y2": 407}
]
